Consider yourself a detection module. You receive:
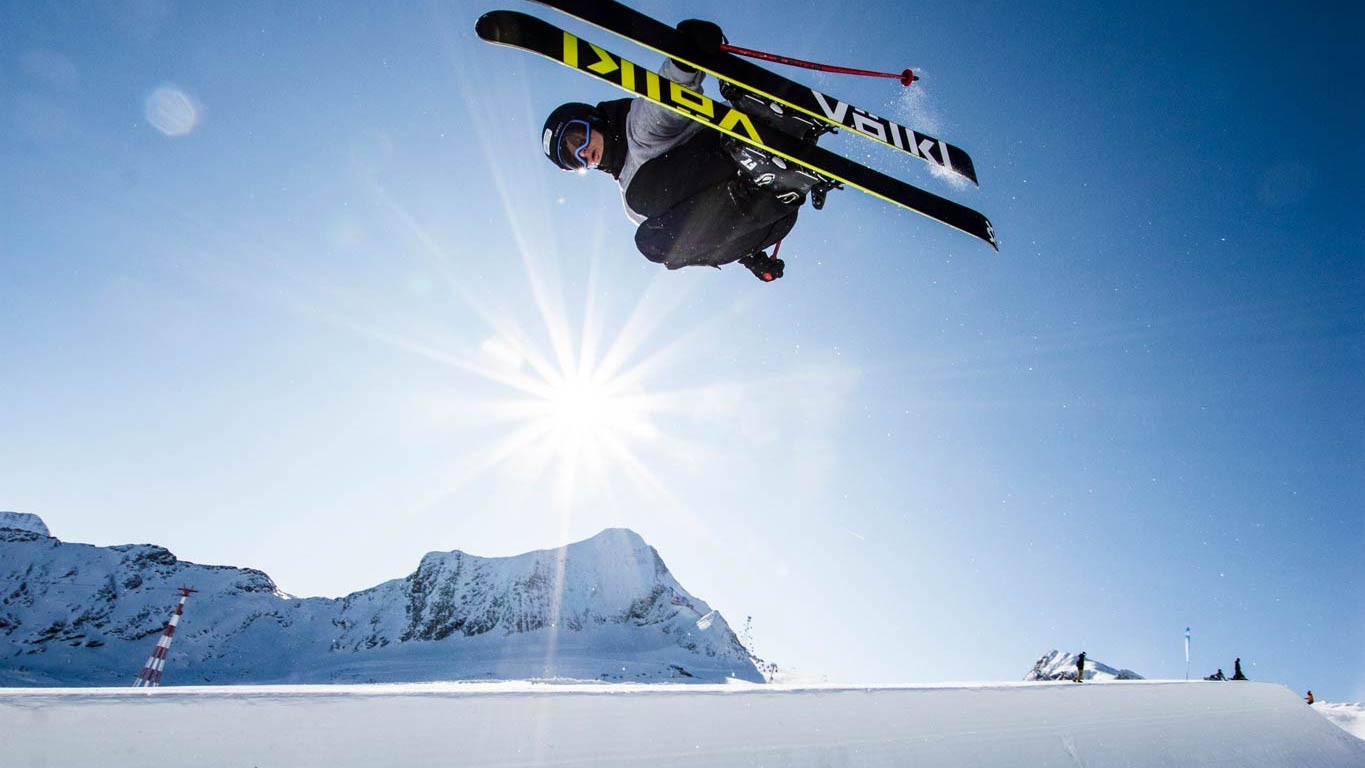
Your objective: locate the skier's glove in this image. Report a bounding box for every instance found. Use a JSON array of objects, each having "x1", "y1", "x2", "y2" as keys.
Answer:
[
  {"x1": 738, "y1": 251, "x2": 784, "y2": 283},
  {"x1": 672, "y1": 19, "x2": 726, "y2": 72}
]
